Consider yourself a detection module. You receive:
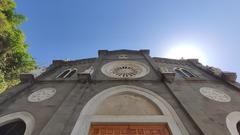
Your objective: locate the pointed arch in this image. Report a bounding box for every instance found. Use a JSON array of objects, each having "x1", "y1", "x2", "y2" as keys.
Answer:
[
  {"x1": 0, "y1": 112, "x2": 35, "y2": 135},
  {"x1": 71, "y1": 85, "x2": 189, "y2": 135}
]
